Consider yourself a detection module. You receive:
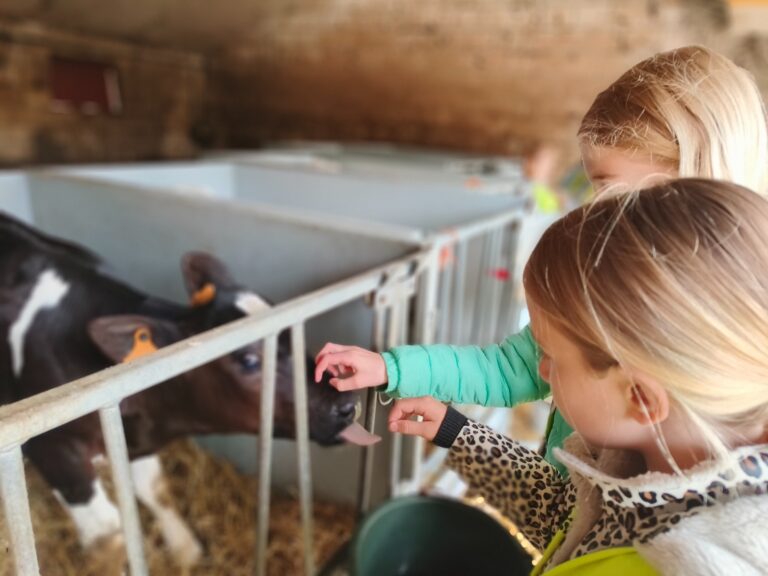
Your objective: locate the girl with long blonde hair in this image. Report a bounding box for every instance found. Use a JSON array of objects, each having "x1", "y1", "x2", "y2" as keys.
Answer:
[{"x1": 390, "y1": 178, "x2": 768, "y2": 573}]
